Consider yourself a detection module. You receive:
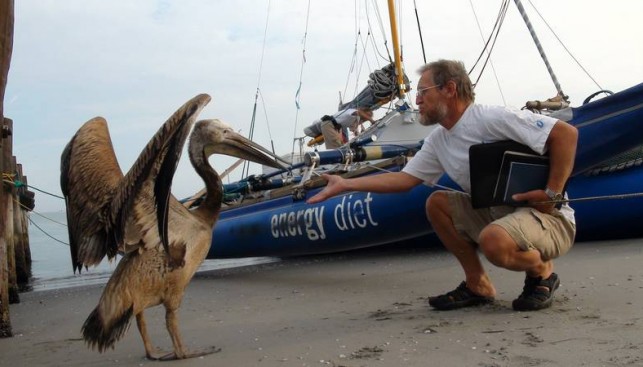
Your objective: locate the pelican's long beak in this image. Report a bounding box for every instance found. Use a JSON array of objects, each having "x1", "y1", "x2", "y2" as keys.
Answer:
[{"x1": 208, "y1": 130, "x2": 288, "y2": 170}]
